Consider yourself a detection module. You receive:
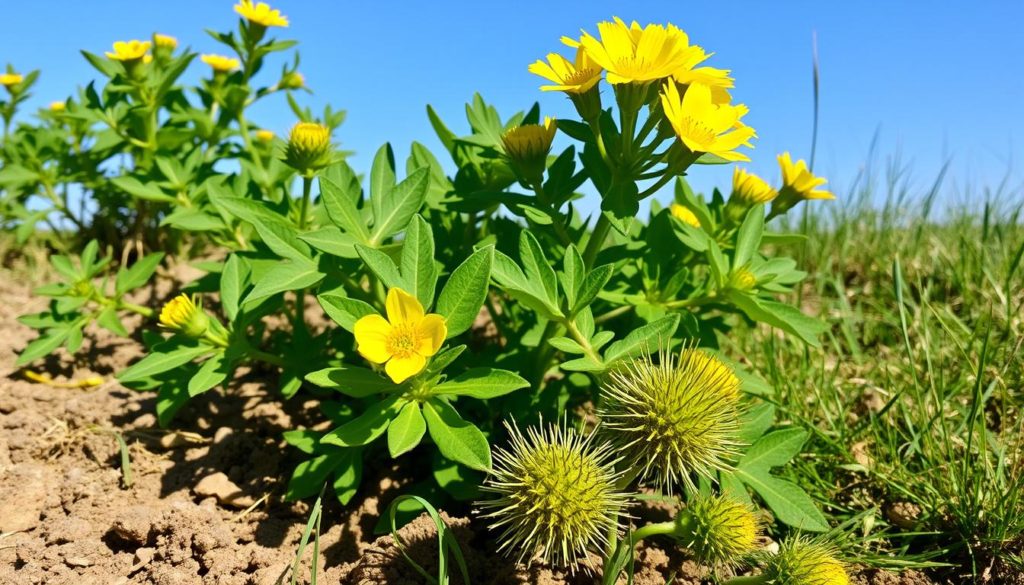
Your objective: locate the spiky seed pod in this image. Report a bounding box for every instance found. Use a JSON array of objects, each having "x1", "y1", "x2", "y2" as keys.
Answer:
[
  {"x1": 762, "y1": 537, "x2": 849, "y2": 585},
  {"x1": 683, "y1": 493, "x2": 760, "y2": 565},
  {"x1": 478, "y1": 421, "x2": 629, "y2": 571},
  {"x1": 599, "y1": 346, "x2": 742, "y2": 493}
]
